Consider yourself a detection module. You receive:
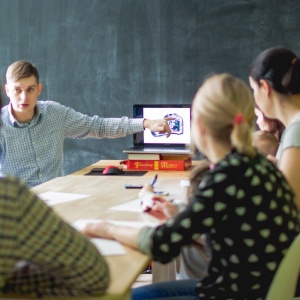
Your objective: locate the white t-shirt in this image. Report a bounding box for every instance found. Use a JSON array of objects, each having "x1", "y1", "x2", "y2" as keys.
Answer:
[{"x1": 276, "y1": 113, "x2": 300, "y2": 165}]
